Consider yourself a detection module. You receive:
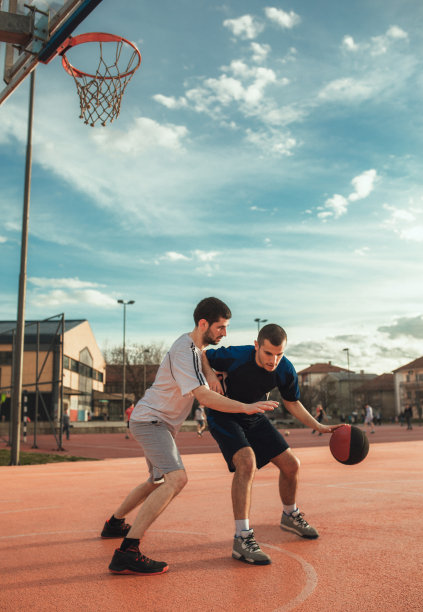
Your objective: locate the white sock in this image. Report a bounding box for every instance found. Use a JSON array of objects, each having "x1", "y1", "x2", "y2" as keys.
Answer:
[
  {"x1": 283, "y1": 504, "x2": 297, "y2": 515},
  {"x1": 235, "y1": 519, "x2": 249, "y2": 537}
]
